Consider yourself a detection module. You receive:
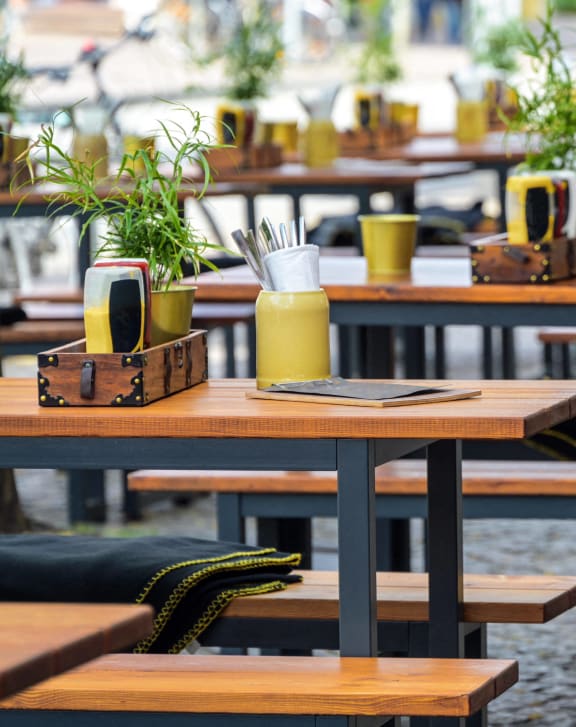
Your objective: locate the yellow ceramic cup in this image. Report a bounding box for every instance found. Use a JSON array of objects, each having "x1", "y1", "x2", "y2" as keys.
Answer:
[
  {"x1": 455, "y1": 100, "x2": 488, "y2": 143},
  {"x1": 255, "y1": 289, "x2": 331, "y2": 389},
  {"x1": 358, "y1": 214, "x2": 420, "y2": 275}
]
